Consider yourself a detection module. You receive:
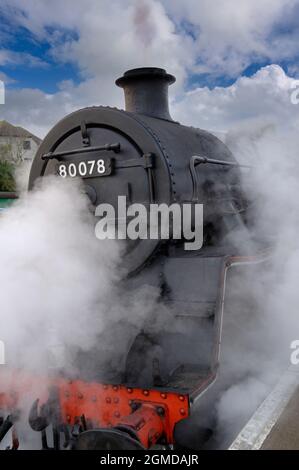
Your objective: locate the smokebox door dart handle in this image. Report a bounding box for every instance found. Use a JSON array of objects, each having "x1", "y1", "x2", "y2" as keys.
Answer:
[{"x1": 41, "y1": 142, "x2": 121, "y2": 160}]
